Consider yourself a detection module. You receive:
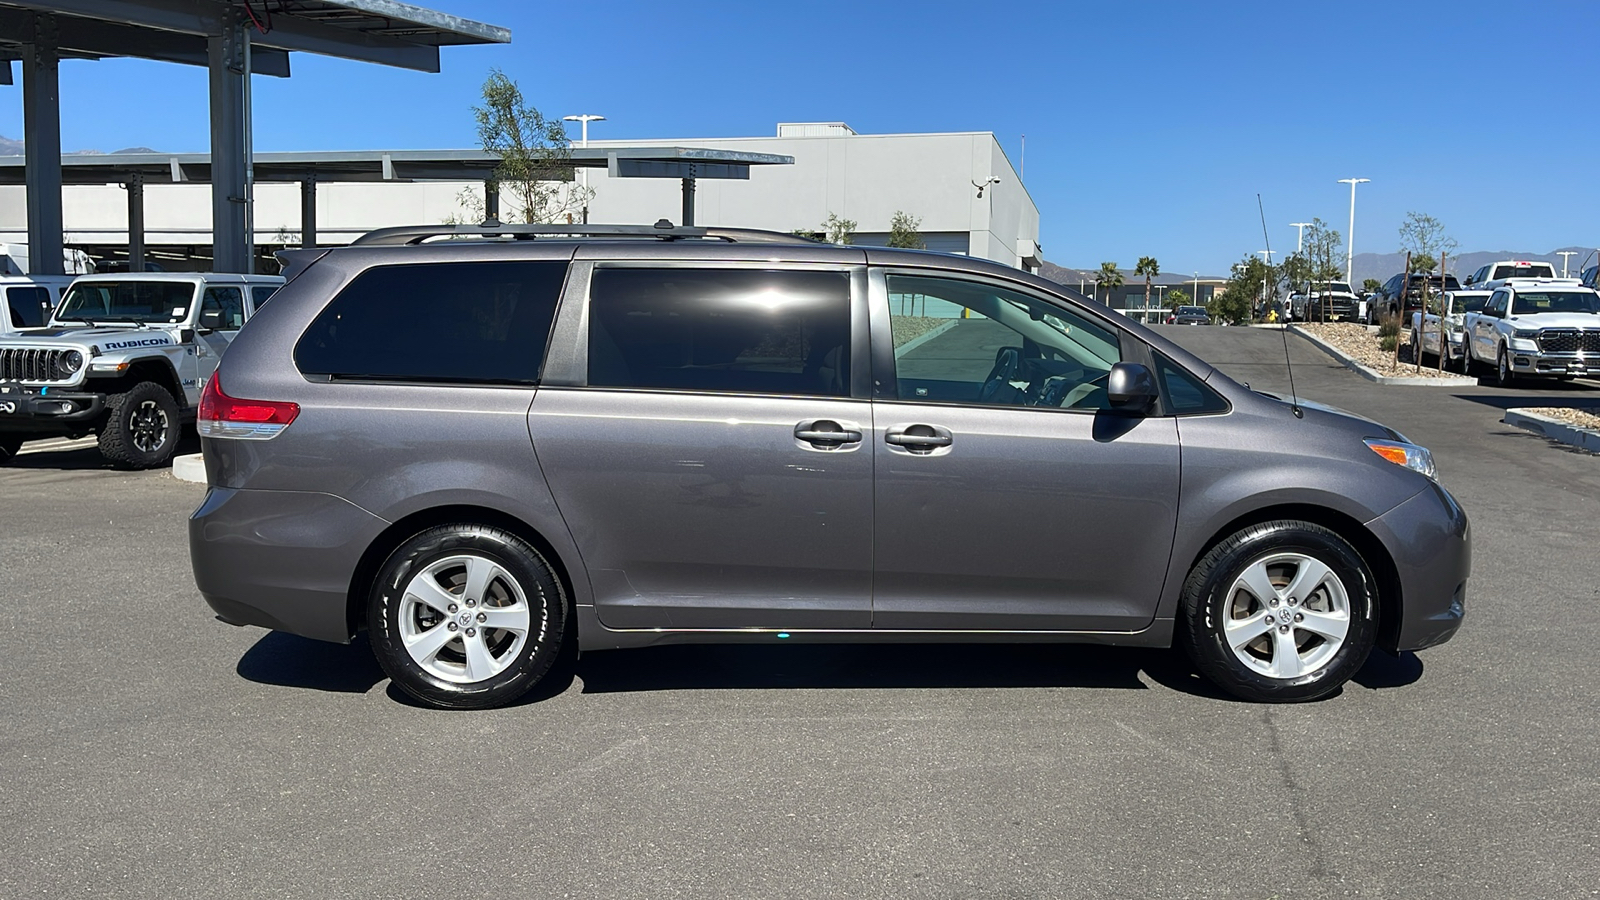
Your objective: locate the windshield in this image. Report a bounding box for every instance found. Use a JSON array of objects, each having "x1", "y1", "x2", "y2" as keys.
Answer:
[
  {"x1": 1326, "y1": 282, "x2": 1353, "y2": 293},
  {"x1": 1178, "y1": 306, "x2": 1207, "y2": 315},
  {"x1": 56, "y1": 281, "x2": 196, "y2": 324},
  {"x1": 1510, "y1": 292, "x2": 1599, "y2": 315}
]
